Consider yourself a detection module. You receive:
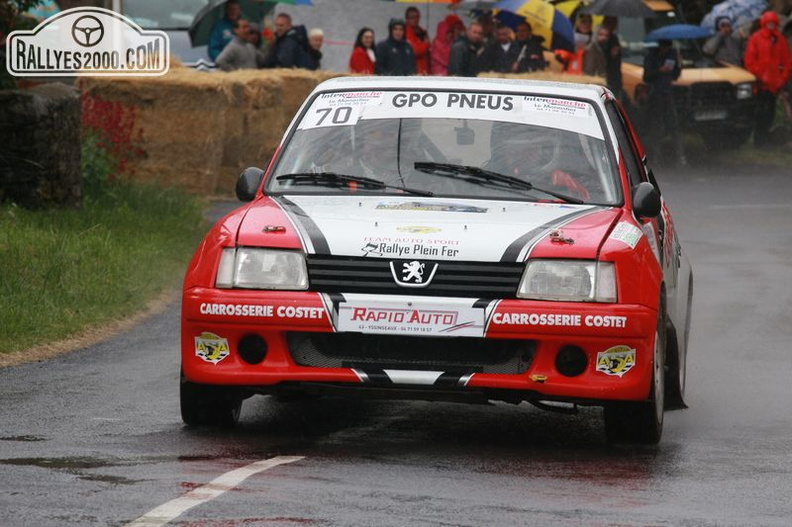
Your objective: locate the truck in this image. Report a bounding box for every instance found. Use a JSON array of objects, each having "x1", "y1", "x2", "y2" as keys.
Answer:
[{"x1": 618, "y1": 0, "x2": 757, "y2": 149}]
